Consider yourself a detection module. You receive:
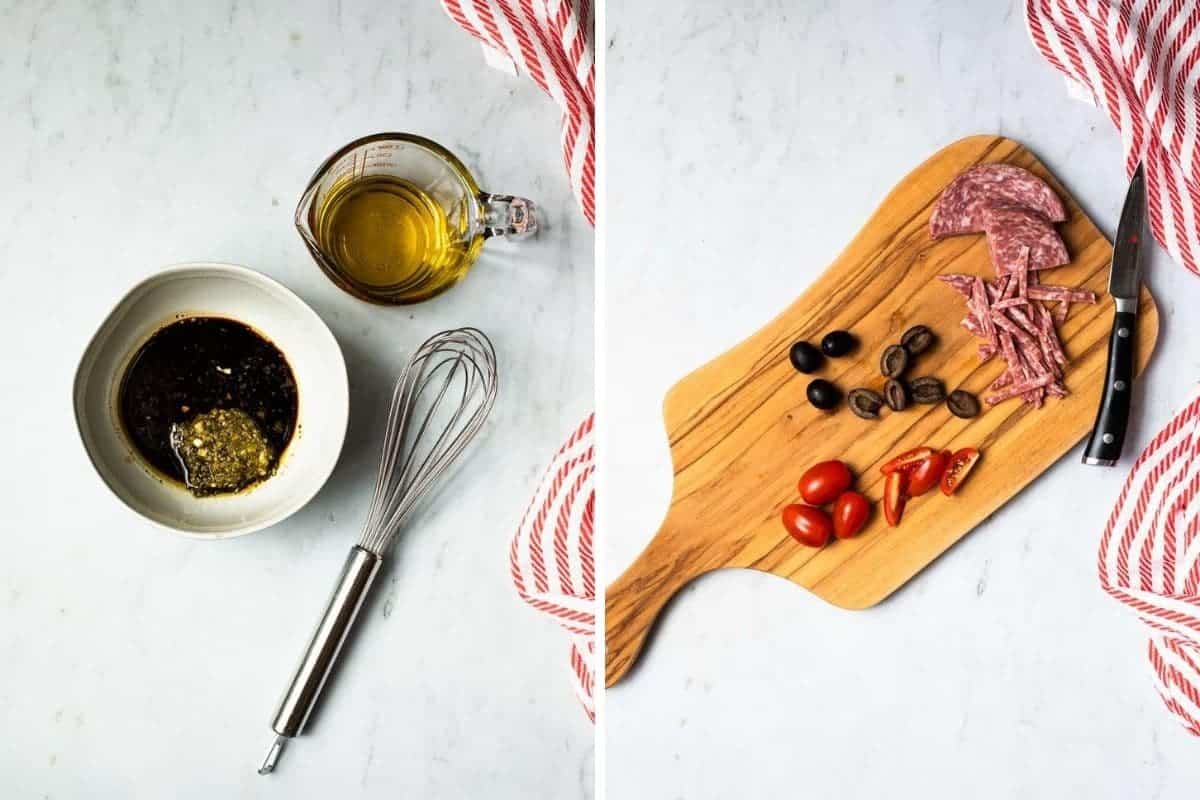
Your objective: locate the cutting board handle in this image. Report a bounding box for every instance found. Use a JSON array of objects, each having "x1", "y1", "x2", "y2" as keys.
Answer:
[{"x1": 605, "y1": 518, "x2": 704, "y2": 687}]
